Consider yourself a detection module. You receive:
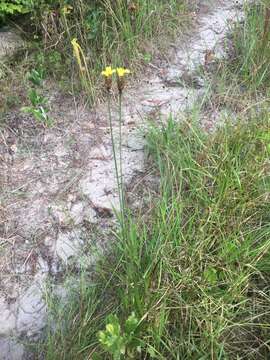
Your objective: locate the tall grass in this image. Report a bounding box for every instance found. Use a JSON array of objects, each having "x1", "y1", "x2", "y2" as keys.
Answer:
[
  {"x1": 28, "y1": 0, "x2": 189, "y2": 95},
  {"x1": 232, "y1": 2, "x2": 270, "y2": 89},
  {"x1": 43, "y1": 112, "x2": 270, "y2": 359}
]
